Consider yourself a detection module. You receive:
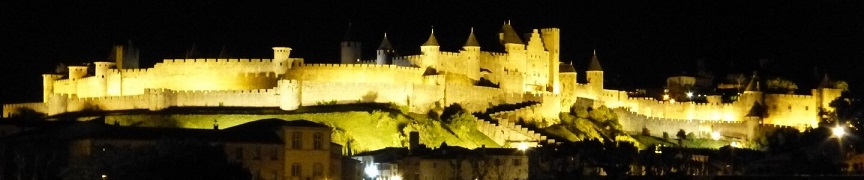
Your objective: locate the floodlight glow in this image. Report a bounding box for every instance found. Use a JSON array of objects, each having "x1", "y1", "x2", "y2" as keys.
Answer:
[
  {"x1": 833, "y1": 126, "x2": 846, "y2": 138},
  {"x1": 730, "y1": 141, "x2": 740, "y2": 148},
  {"x1": 364, "y1": 164, "x2": 379, "y2": 178},
  {"x1": 392, "y1": 175, "x2": 403, "y2": 180},
  {"x1": 686, "y1": 92, "x2": 693, "y2": 98},
  {"x1": 517, "y1": 142, "x2": 529, "y2": 151},
  {"x1": 711, "y1": 131, "x2": 721, "y2": 140}
]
